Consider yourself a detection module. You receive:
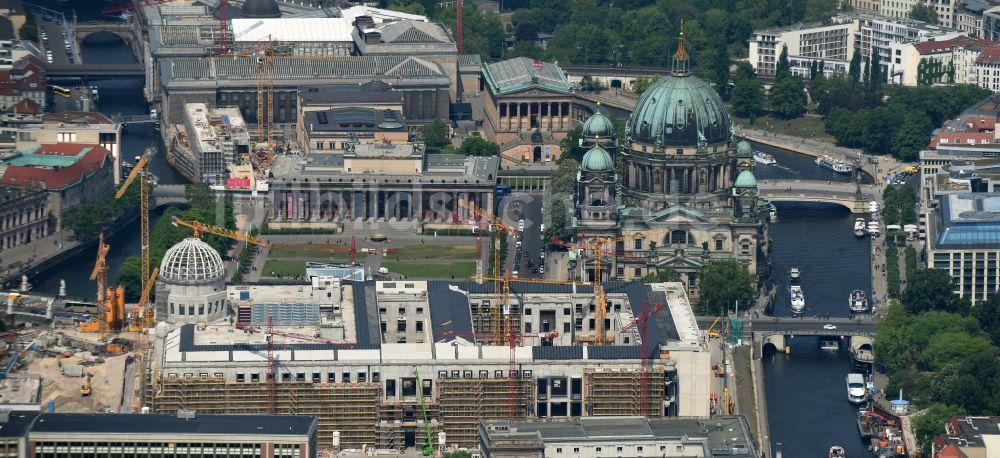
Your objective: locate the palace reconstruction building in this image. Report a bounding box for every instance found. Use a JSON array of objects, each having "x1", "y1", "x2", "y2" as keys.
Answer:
[{"x1": 573, "y1": 35, "x2": 772, "y2": 300}]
